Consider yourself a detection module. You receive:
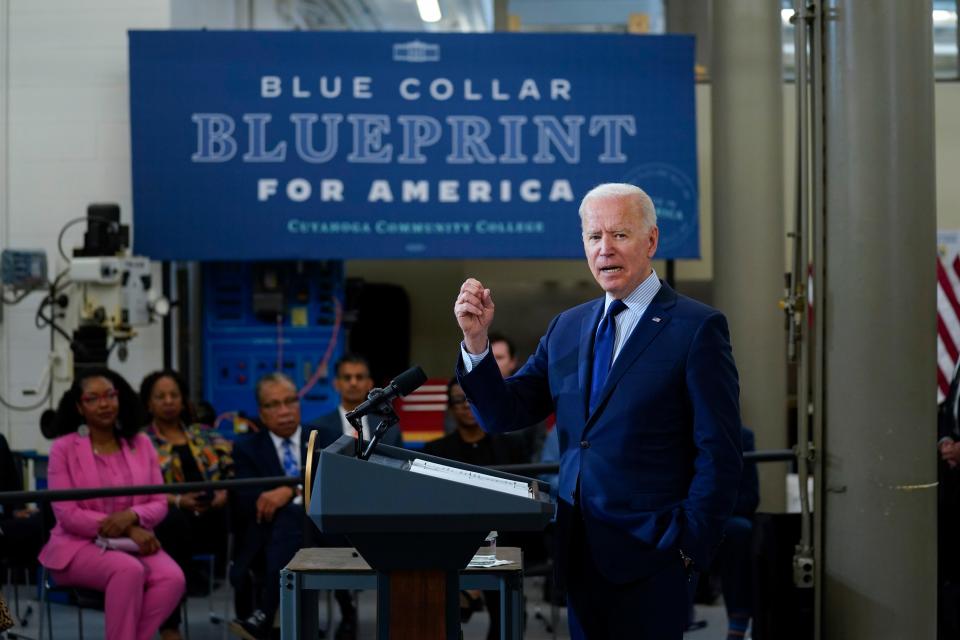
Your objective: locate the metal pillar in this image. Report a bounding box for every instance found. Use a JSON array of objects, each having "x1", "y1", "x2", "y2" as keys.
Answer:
[
  {"x1": 711, "y1": 1, "x2": 787, "y2": 511},
  {"x1": 818, "y1": 1, "x2": 937, "y2": 637}
]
